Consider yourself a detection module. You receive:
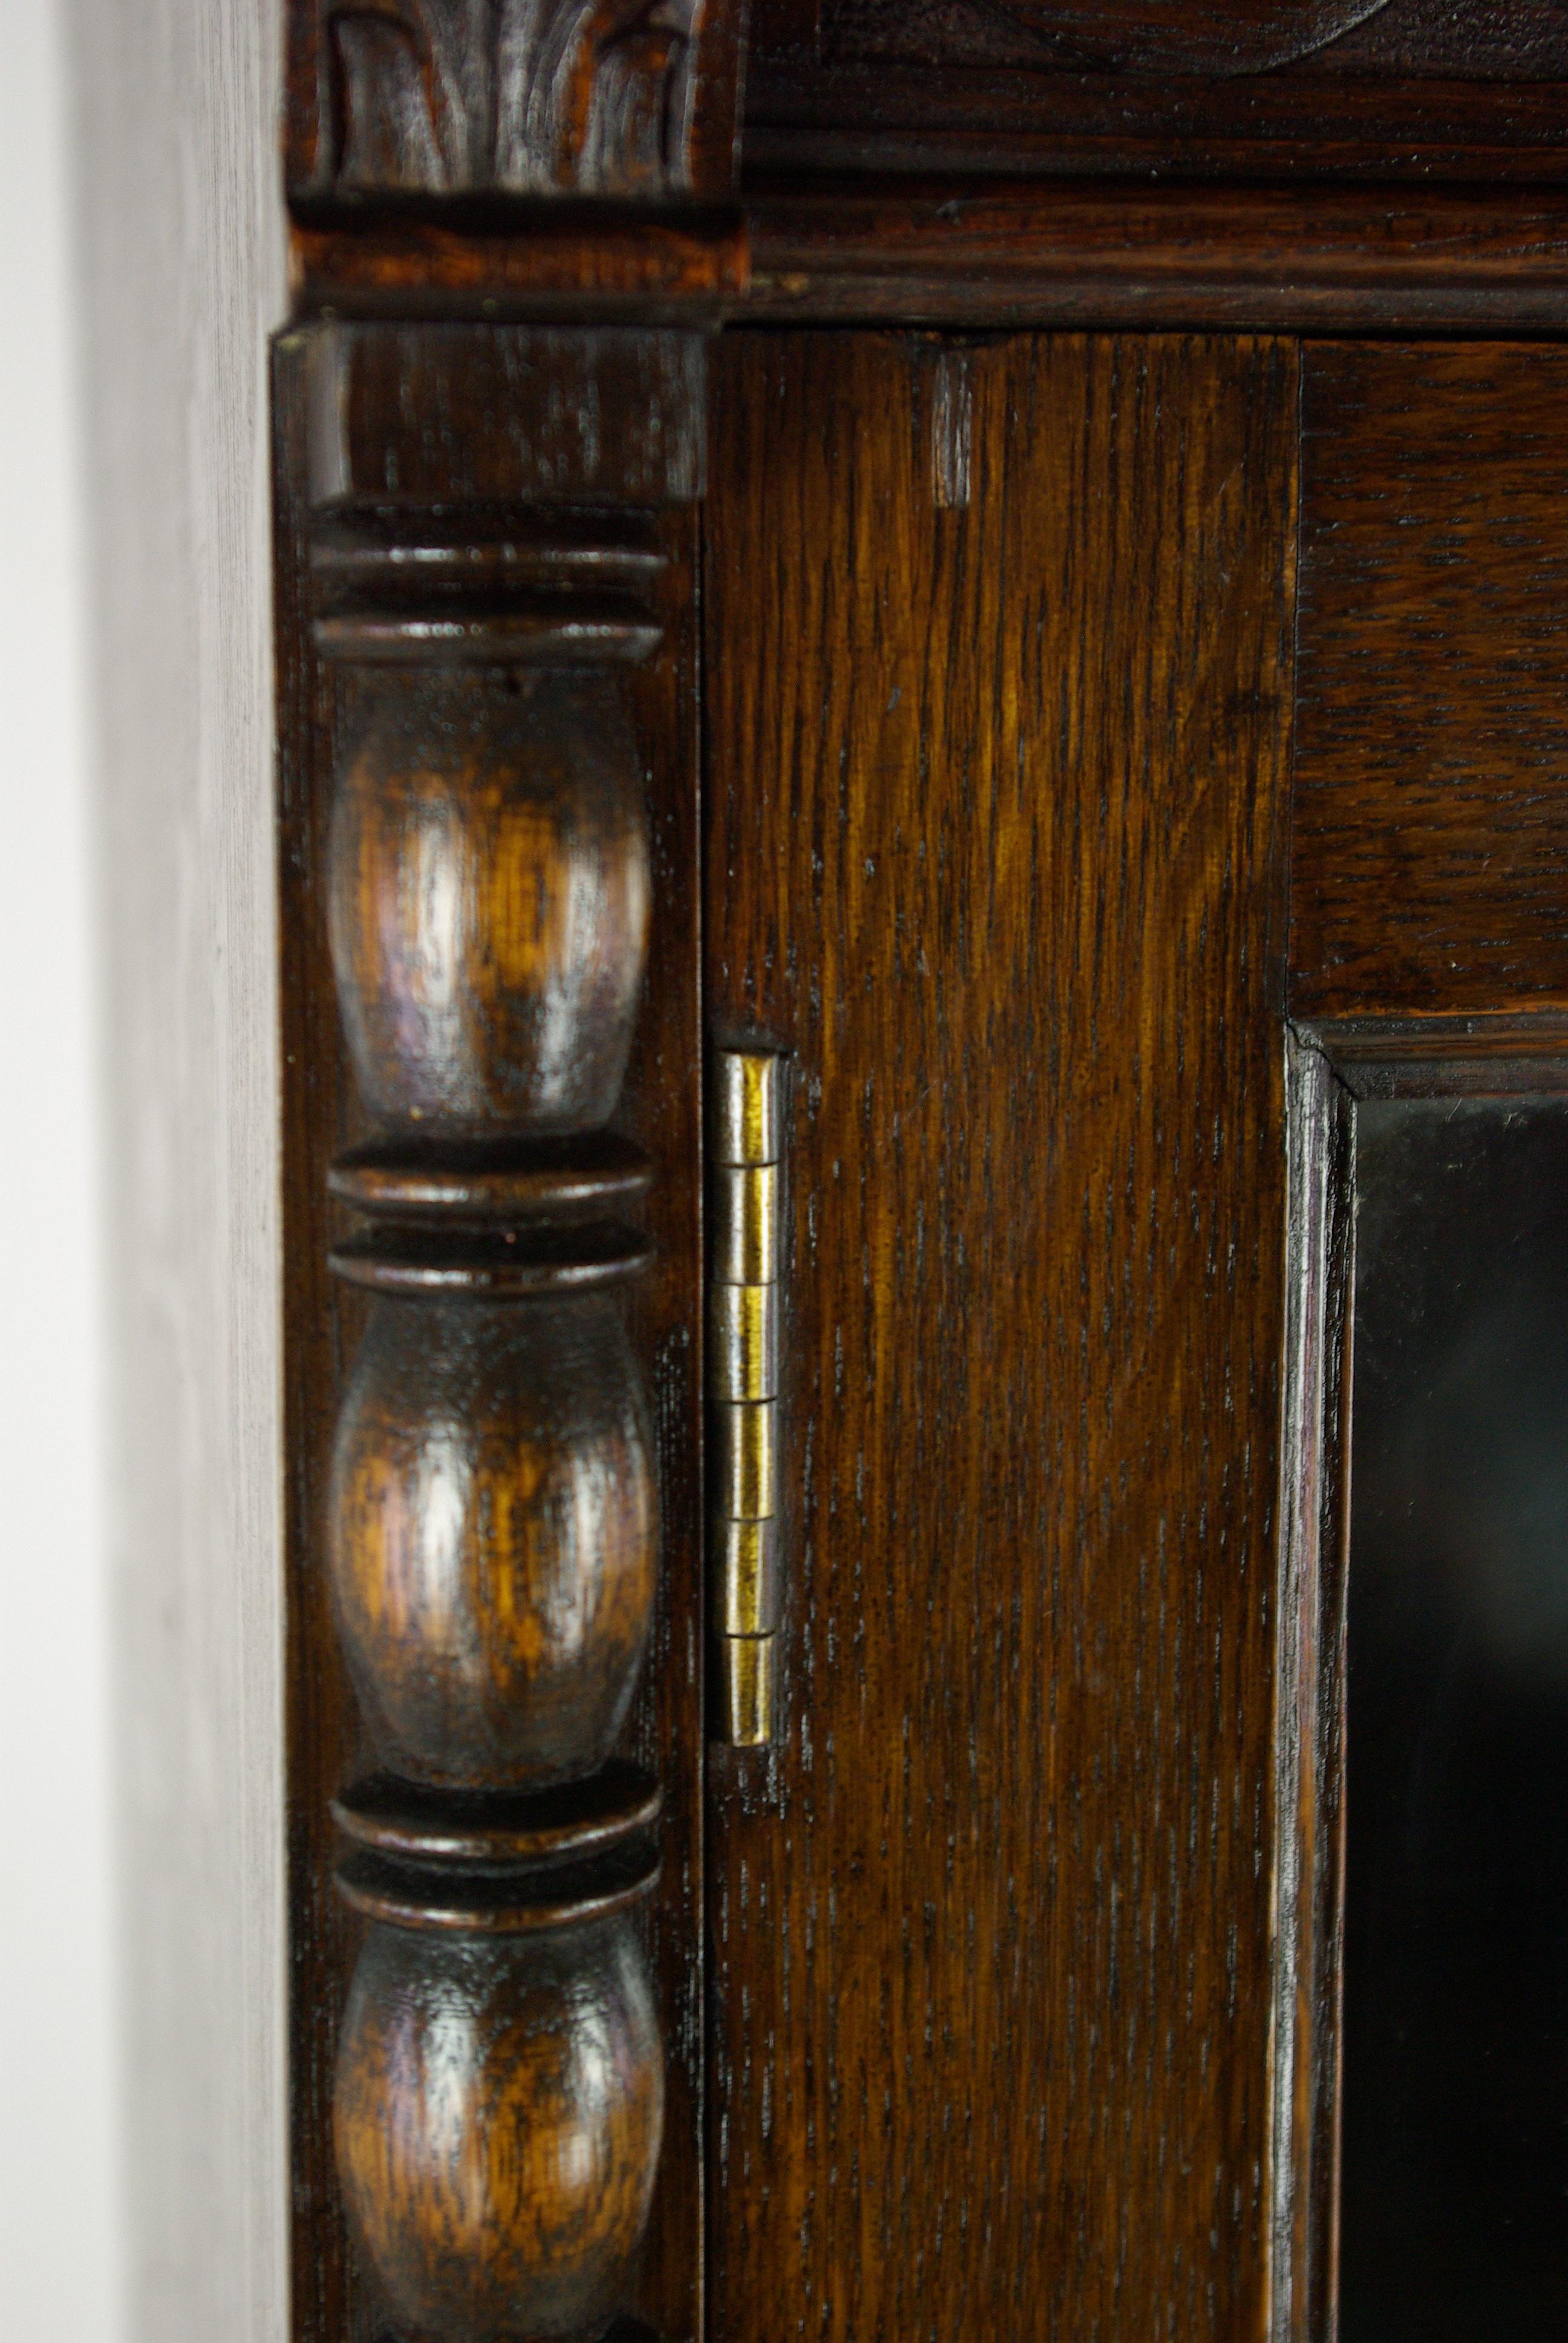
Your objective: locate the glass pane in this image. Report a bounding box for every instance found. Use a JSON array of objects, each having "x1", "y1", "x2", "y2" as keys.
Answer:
[{"x1": 1341, "y1": 1097, "x2": 1568, "y2": 2342}]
